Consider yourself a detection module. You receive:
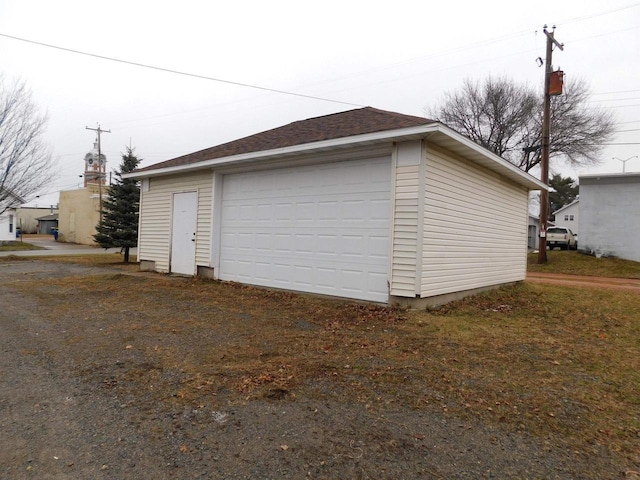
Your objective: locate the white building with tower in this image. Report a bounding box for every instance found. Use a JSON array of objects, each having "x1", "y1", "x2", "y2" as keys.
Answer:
[{"x1": 83, "y1": 141, "x2": 108, "y2": 187}]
